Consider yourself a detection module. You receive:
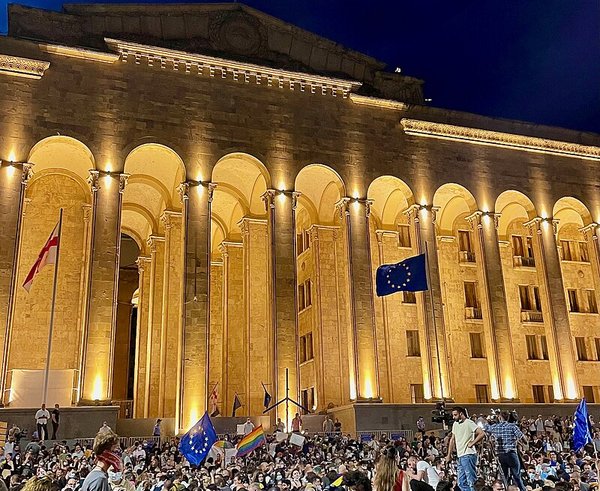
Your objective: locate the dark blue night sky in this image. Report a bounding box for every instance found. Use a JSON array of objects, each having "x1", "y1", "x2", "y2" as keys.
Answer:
[{"x1": 1, "y1": 0, "x2": 599, "y2": 133}]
